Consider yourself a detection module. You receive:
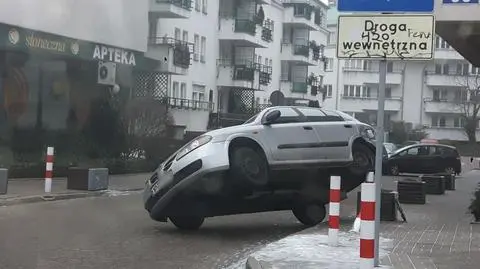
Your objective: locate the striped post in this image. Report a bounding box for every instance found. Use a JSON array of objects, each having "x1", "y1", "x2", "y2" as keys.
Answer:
[
  {"x1": 45, "y1": 147, "x2": 54, "y2": 193},
  {"x1": 328, "y1": 175, "x2": 341, "y2": 246},
  {"x1": 360, "y1": 182, "x2": 376, "y2": 269}
]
